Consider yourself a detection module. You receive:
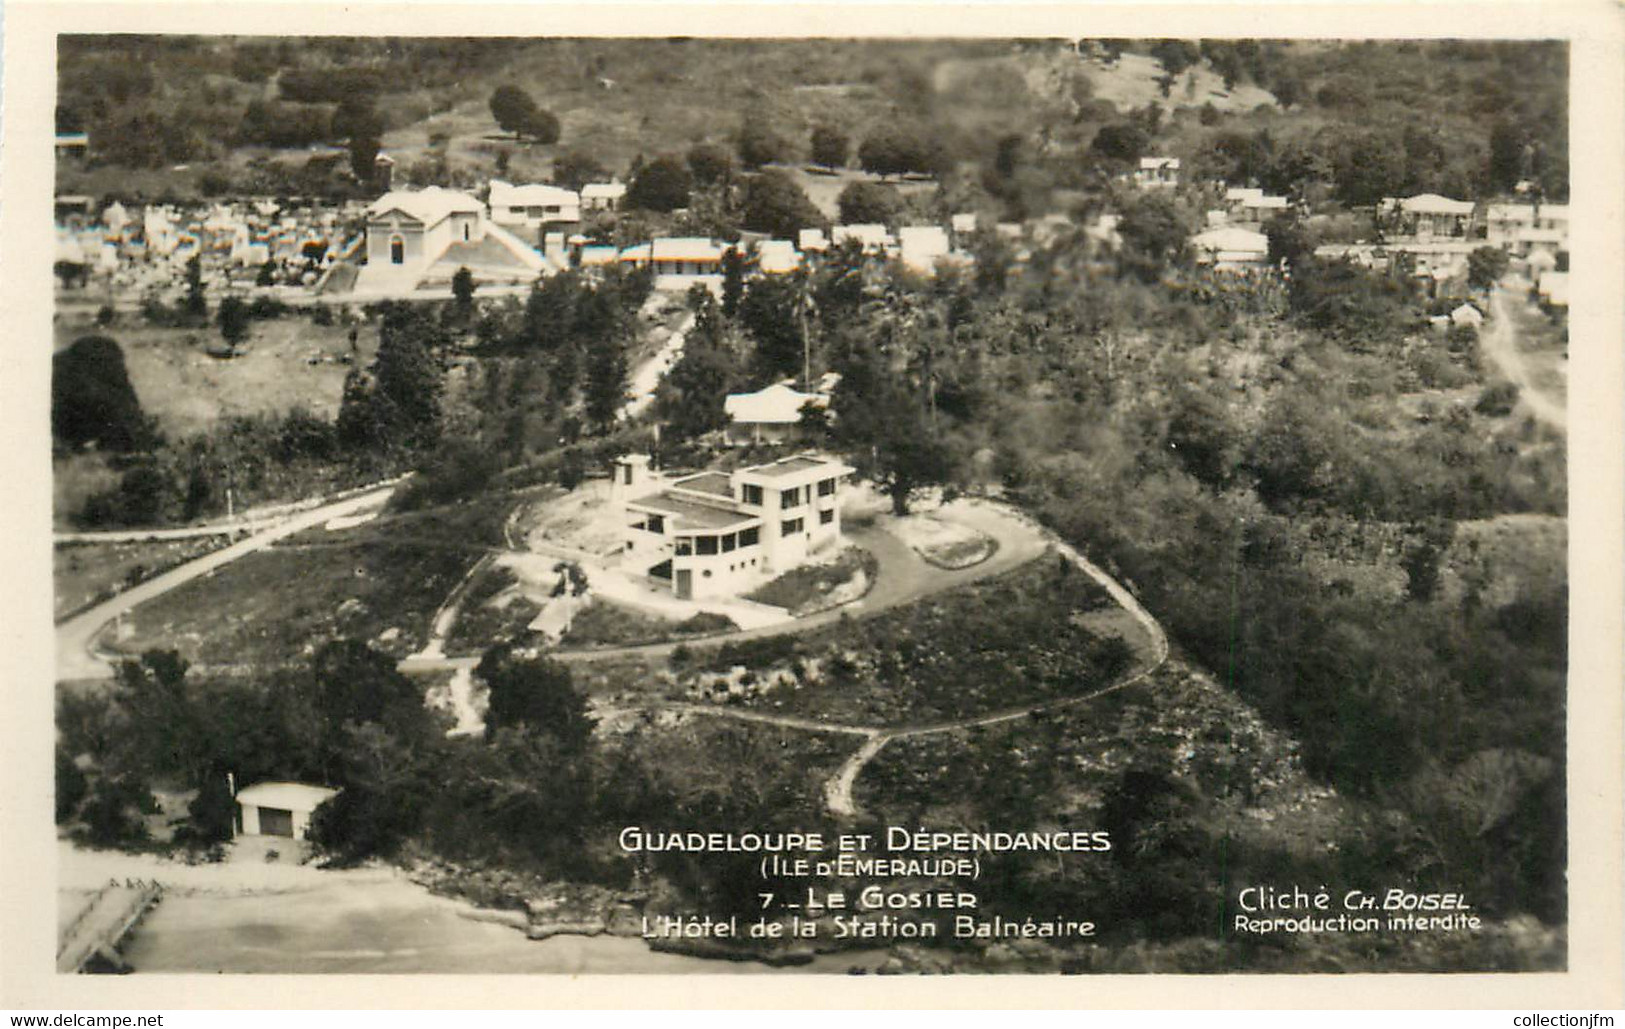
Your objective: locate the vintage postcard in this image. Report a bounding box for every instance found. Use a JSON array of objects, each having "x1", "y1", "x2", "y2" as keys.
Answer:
[{"x1": 2, "y1": 0, "x2": 1621, "y2": 1011}]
